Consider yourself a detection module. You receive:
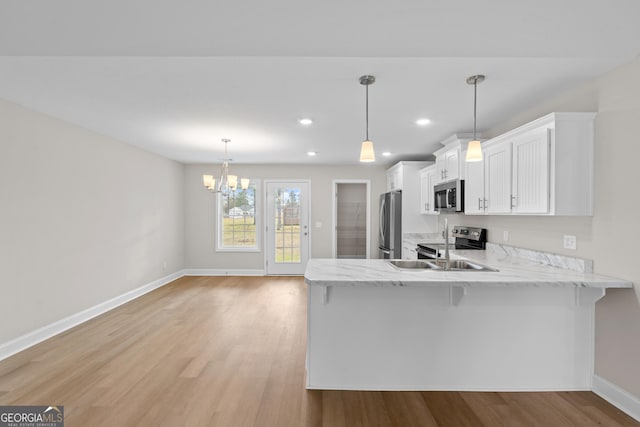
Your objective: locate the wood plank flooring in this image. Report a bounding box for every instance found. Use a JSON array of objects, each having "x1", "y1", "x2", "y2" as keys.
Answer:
[{"x1": 0, "y1": 276, "x2": 637, "y2": 426}]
